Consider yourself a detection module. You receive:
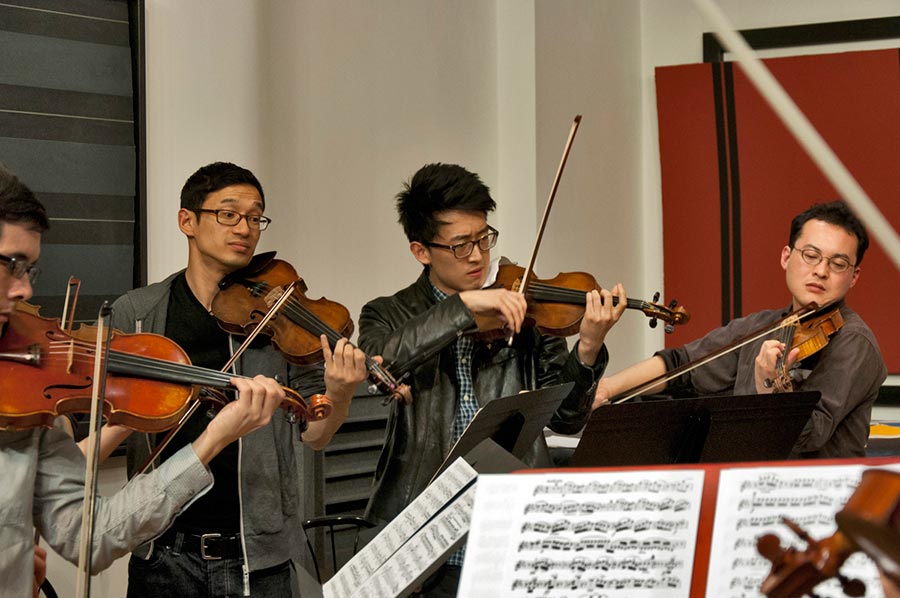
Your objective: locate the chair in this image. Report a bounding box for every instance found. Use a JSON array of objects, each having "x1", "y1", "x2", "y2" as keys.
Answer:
[{"x1": 302, "y1": 515, "x2": 377, "y2": 582}]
